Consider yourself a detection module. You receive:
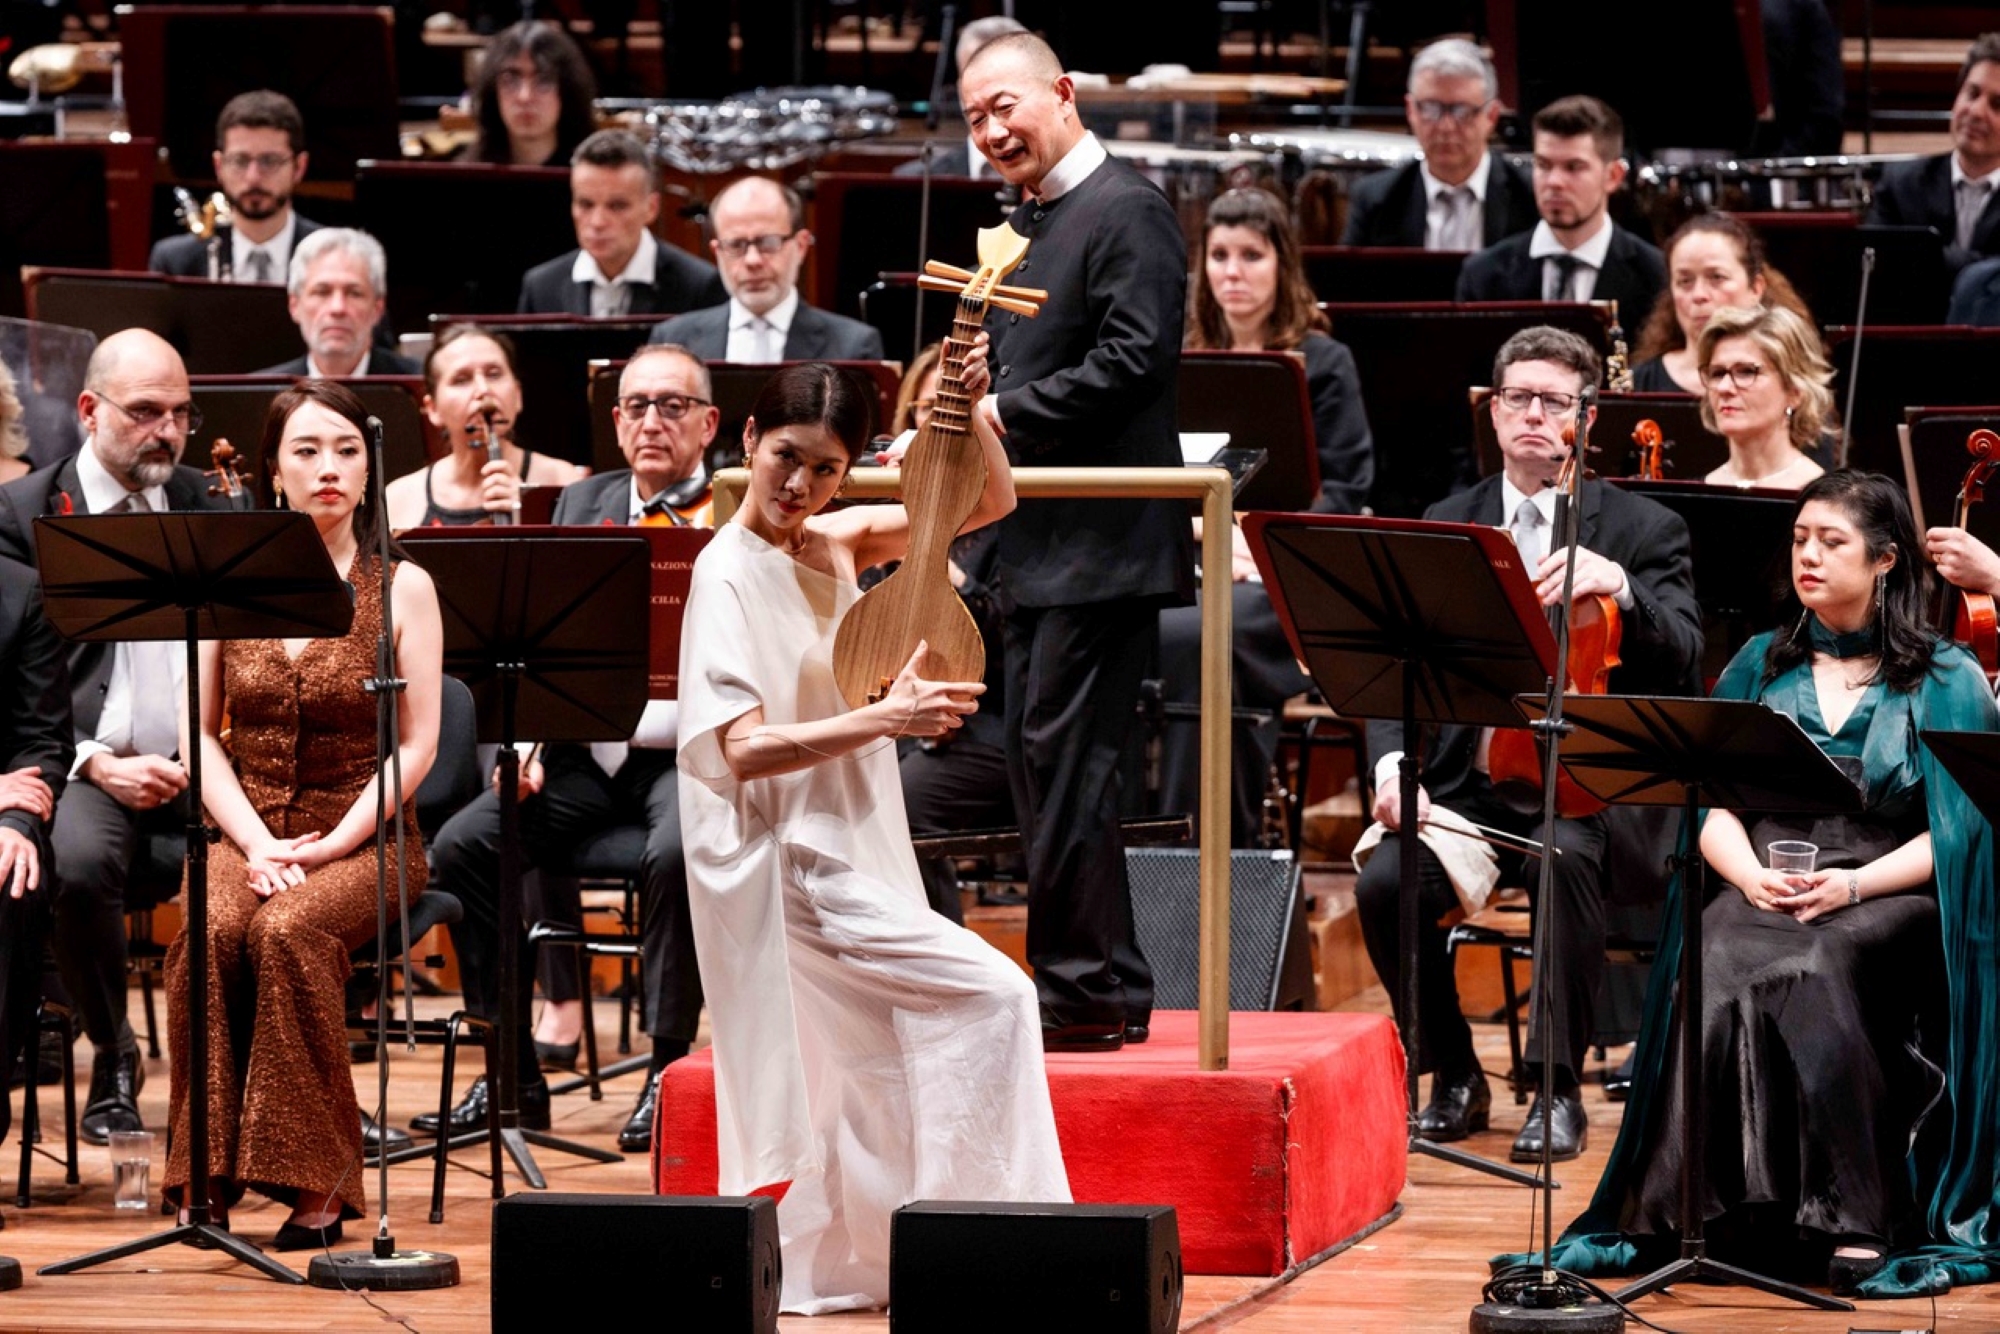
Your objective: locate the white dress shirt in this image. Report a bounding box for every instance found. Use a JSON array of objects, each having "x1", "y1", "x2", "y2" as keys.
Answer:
[
  {"x1": 726, "y1": 287, "x2": 800, "y2": 364},
  {"x1": 70, "y1": 445, "x2": 183, "y2": 777},
  {"x1": 231, "y1": 212, "x2": 300, "y2": 286},
  {"x1": 572, "y1": 228, "x2": 660, "y2": 317},
  {"x1": 1526, "y1": 215, "x2": 1614, "y2": 302}
]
